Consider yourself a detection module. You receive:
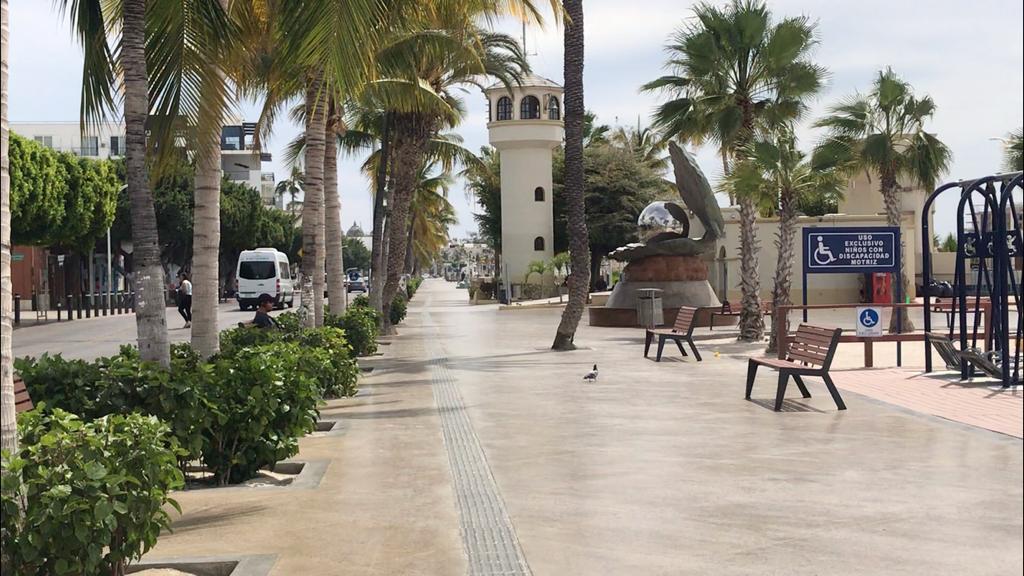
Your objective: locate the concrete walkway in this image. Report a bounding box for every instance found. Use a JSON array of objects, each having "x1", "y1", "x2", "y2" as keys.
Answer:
[{"x1": 143, "y1": 279, "x2": 1021, "y2": 574}]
